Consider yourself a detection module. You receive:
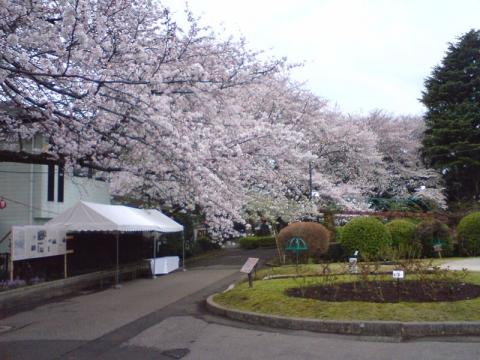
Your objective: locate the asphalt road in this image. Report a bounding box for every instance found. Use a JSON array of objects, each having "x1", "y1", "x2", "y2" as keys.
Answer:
[{"x1": 1, "y1": 249, "x2": 480, "y2": 360}]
